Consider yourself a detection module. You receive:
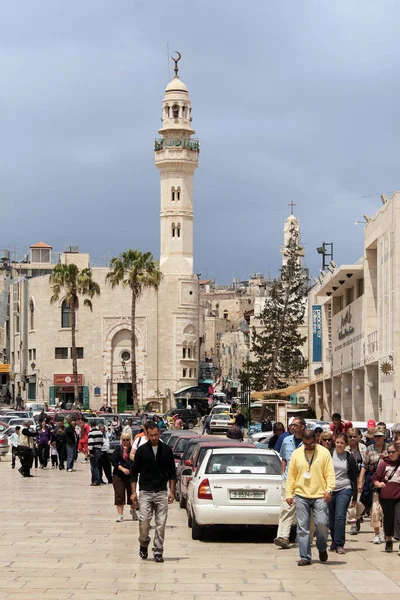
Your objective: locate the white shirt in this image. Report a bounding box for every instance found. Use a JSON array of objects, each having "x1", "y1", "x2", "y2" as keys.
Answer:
[
  {"x1": 133, "y1": 435, "x2": 148, "y2": 451},
  {"x1": 101, "y1": 434, "x2": 110, "y2": 452},
  {"x1": 9, "y1": 433, "x2": 20, "y2": 448}
]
